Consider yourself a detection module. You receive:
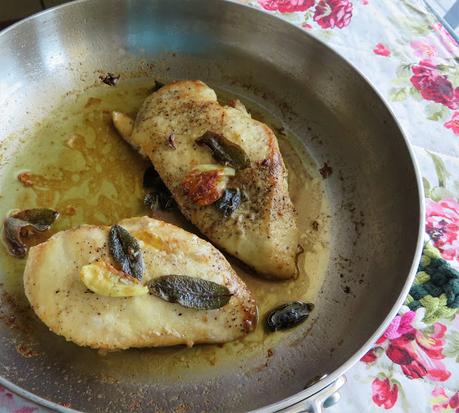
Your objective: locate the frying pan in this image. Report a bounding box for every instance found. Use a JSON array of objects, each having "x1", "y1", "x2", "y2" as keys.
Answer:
[{"x1": 0, "y1": 0, "x2": 424, "y2": 412}]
